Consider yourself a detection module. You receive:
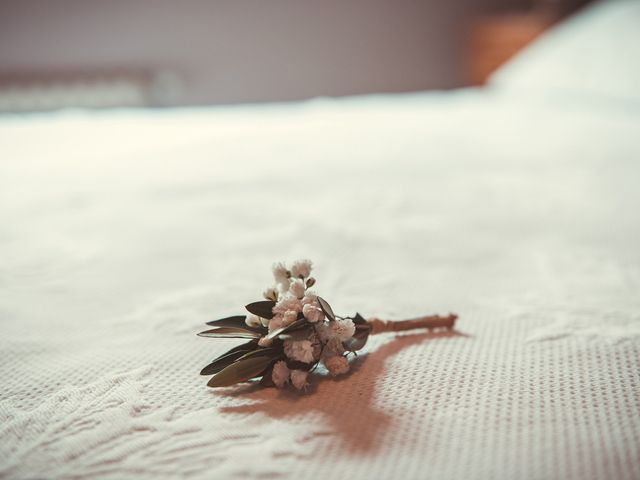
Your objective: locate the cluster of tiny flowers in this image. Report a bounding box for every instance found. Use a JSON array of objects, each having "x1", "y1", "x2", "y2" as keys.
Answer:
[{"x1": 249, "y1": 259, "x2": 356, "y2": 391}]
